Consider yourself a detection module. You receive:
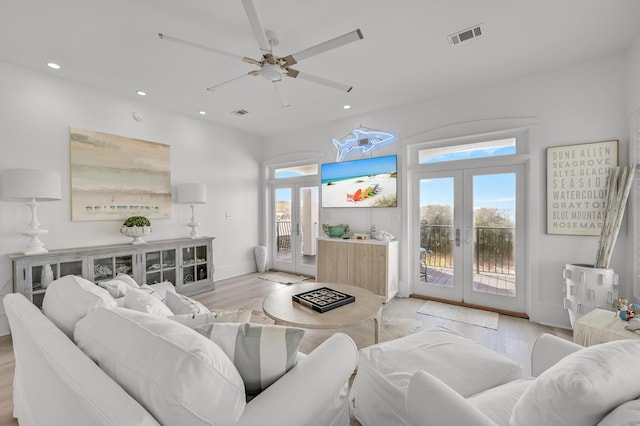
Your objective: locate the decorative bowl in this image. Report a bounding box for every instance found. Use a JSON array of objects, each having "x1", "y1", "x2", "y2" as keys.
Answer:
[
  {"x1": 121, "y1": 226, "x2": 152, "y2": 244},
  {"x1": 322, "y1": 223, "x2": 350, "y2": 238},
  {"x1": 374, "y1": 231, "x2": 394, "y2": 241}
]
